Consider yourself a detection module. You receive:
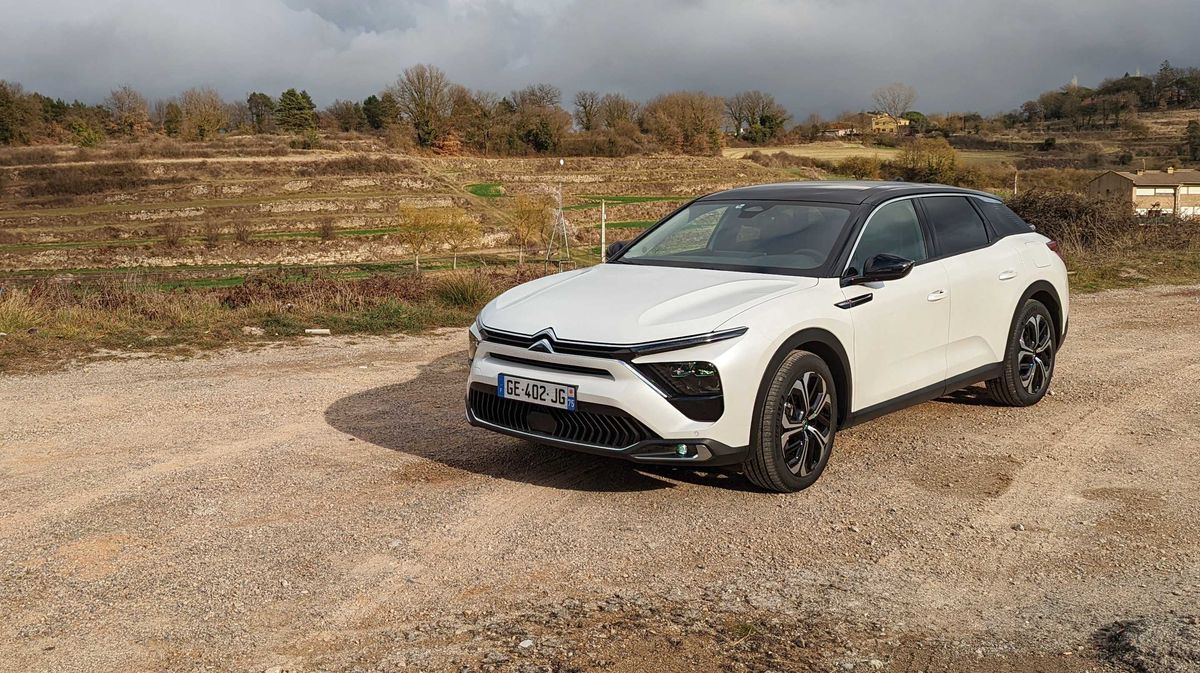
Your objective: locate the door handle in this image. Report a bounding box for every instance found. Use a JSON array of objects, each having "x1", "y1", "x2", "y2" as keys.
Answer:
[
  {"x1": 998, "y1": 269, "x2": 1018, "y2": 281},
  {"x1": 927, "y1": 289, "x2": 947, "y2": 302}
]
